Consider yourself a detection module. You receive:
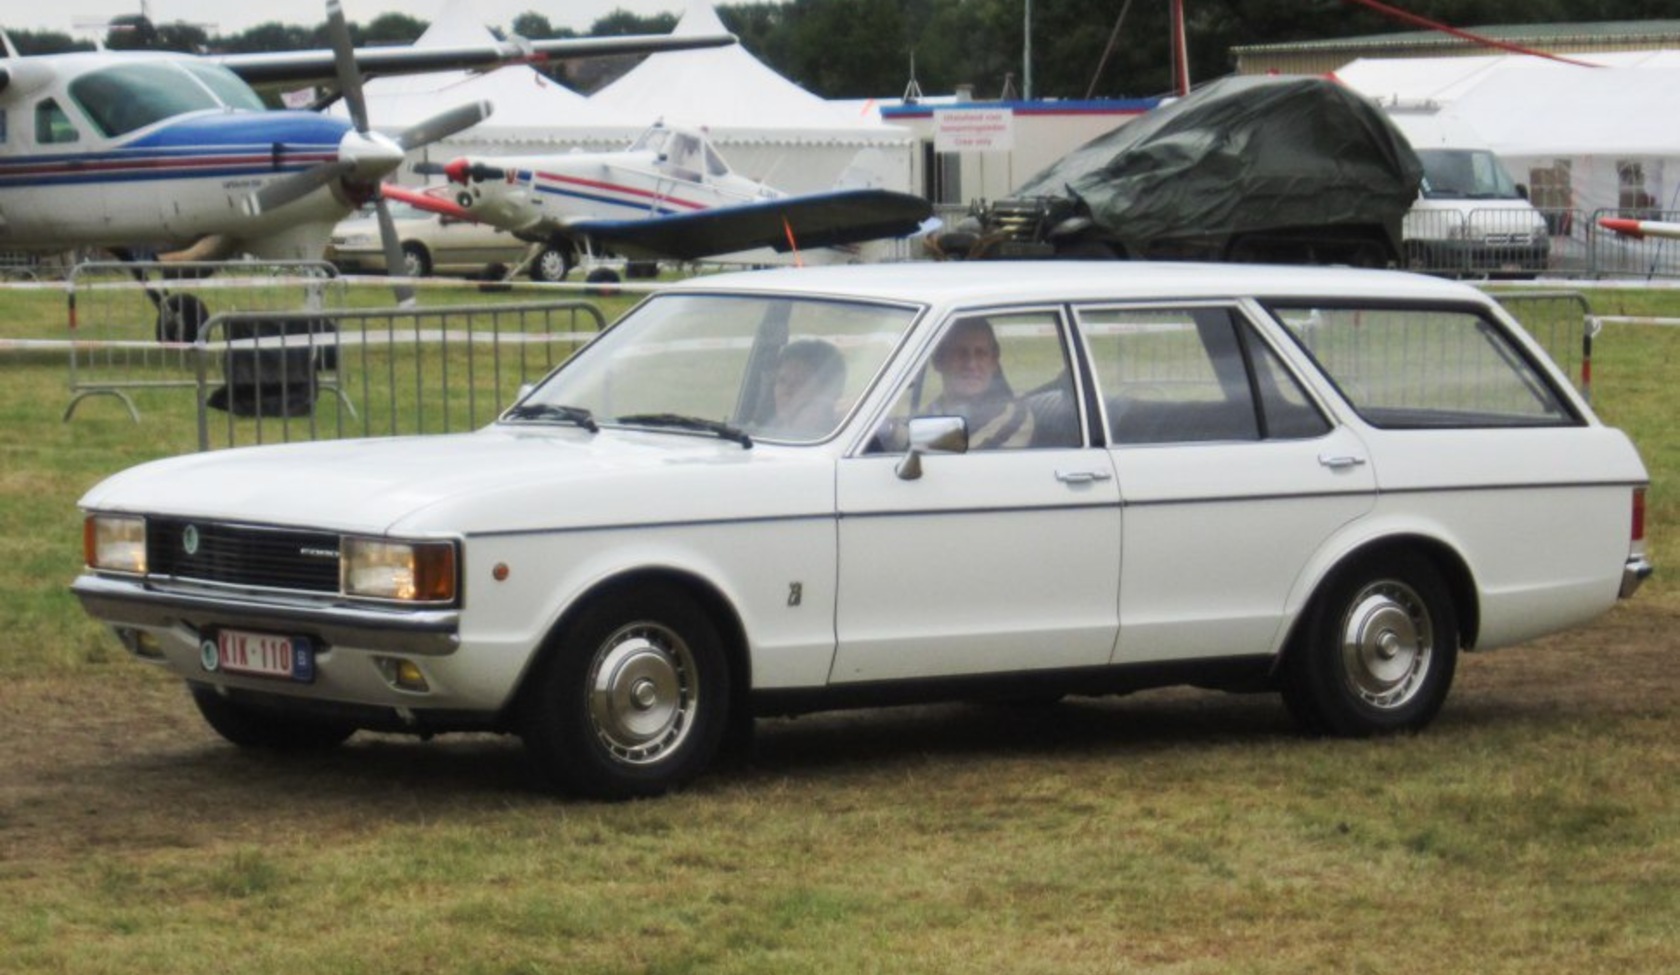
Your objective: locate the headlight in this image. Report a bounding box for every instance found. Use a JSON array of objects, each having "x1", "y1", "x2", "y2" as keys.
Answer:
[
  {"x1": 84, "y1": 514, "x2": 147, "y2": 574},
  {"x1": 341, "y1": 537, "x2": 458, "y2": 603}
]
